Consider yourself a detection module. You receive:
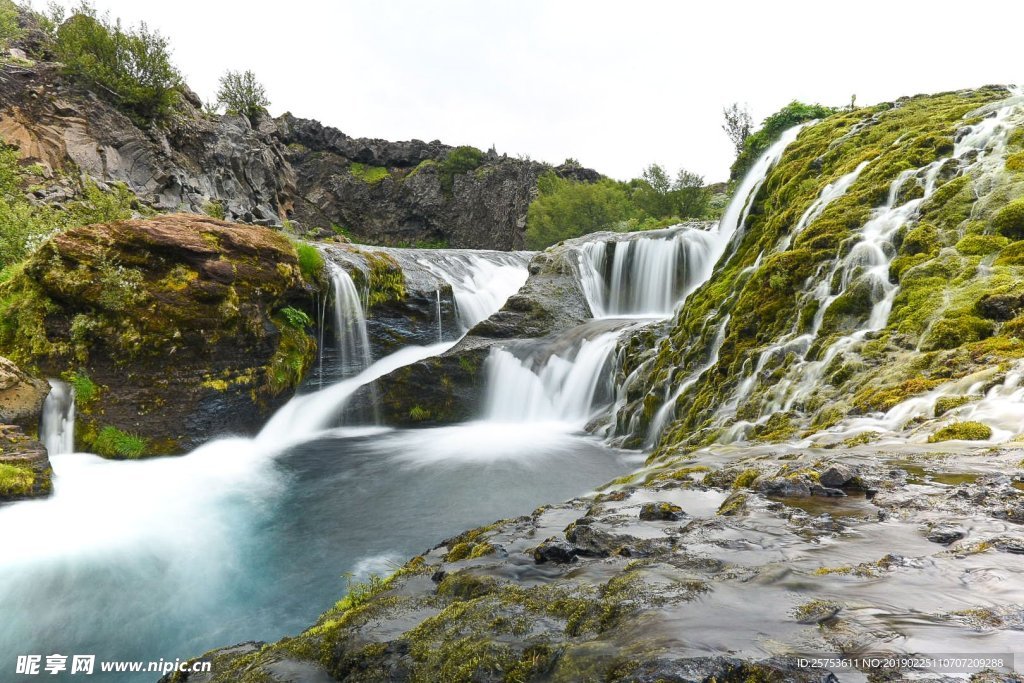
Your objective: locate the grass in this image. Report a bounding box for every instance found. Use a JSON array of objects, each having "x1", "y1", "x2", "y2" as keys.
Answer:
[
  {"x1": 91, "y1": 426, "x2": 148, "y2": 459},
  {"x1": 292, "y1": 241, "x2": 325, "y2": 283},
  {"x1": 349, "y1": 163, "x2": 390, "y2": 185}
]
